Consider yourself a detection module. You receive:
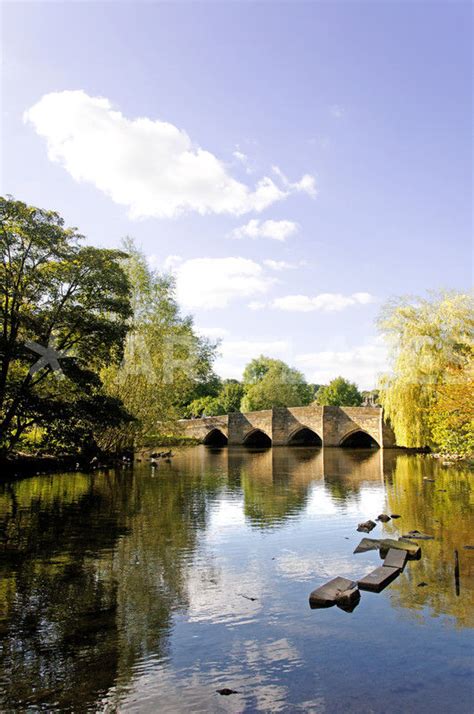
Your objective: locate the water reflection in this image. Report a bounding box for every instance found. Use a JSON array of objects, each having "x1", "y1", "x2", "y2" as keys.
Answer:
[{"x1": 0, "y1": 449, "x2": 472, "y2": 712}]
